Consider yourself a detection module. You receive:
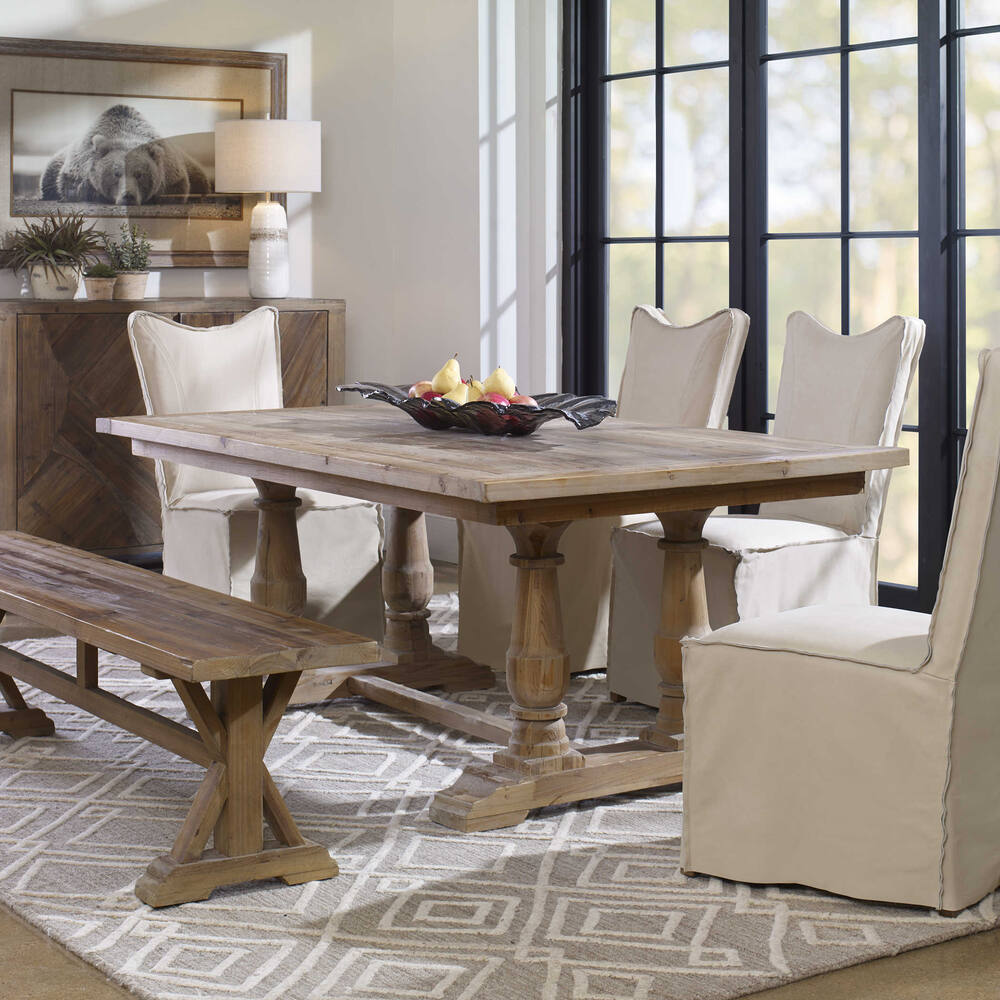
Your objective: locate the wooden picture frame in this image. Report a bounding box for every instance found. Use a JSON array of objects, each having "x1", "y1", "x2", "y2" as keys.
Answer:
[{"x1": 0, "y1": 37, "x2": 287, "y2": 268}]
